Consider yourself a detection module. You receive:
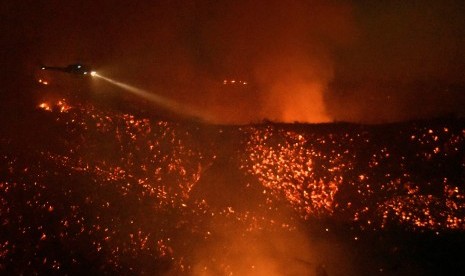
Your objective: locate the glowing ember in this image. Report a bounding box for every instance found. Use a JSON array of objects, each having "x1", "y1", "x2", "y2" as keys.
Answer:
[
  {"x1": 1, "y1": 97, "x2": 464, "y2": 274},
  {"x1": 38, "y1": 102, "x2": 51, "y2": 111}
]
